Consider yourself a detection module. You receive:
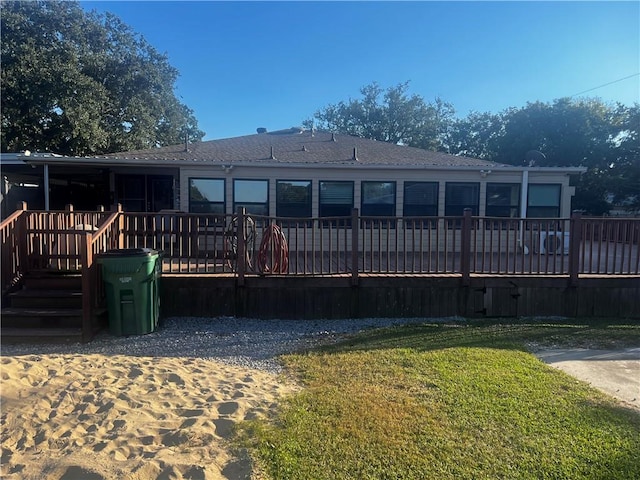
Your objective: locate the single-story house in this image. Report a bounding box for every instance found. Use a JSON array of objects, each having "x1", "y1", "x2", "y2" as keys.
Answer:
[{"x1": 1, "y1": 127, "x2": 585, "y2": 220}]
